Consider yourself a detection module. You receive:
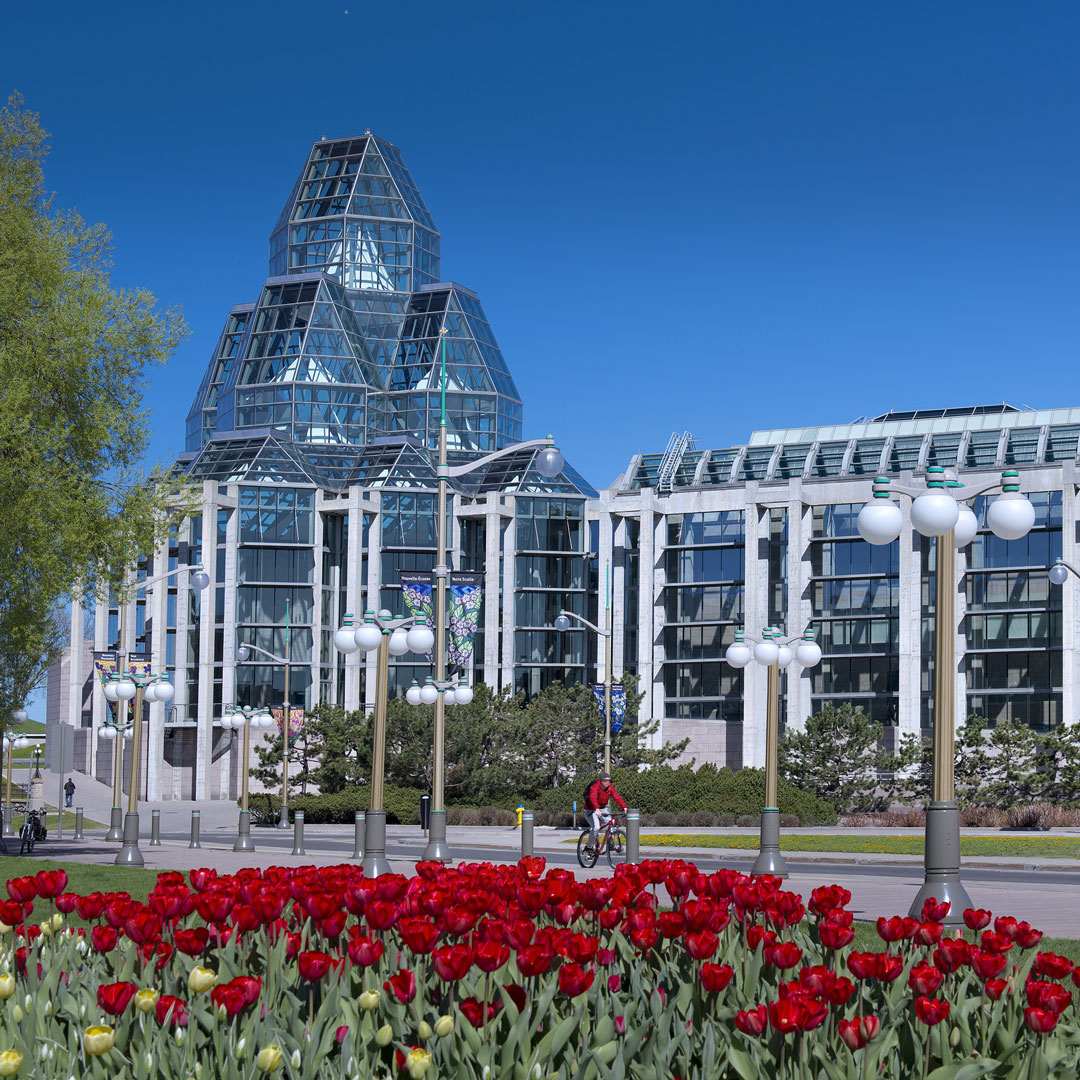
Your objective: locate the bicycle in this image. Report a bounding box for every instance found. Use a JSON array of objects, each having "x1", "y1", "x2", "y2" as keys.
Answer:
[
  {"x1": 577, "y1": 814, "x2": 626, "y2": 869},
  {"x1": 19, "y1": 810, "x2": 46, "y2": 856}
]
